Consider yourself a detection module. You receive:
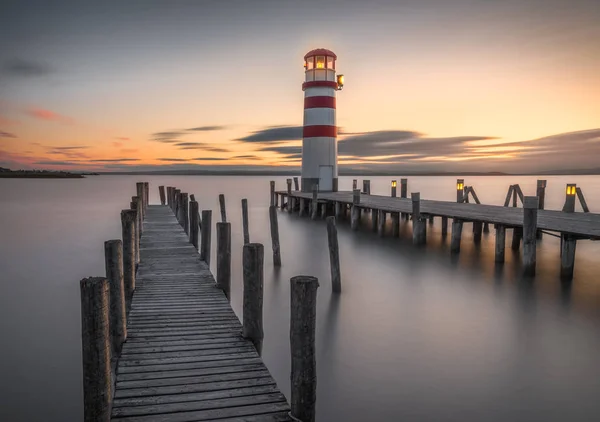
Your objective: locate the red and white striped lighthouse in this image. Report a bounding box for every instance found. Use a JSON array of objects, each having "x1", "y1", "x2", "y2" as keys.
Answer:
[{"x1": 302, "y1": 48, "x2": 344, "y2": 192}]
